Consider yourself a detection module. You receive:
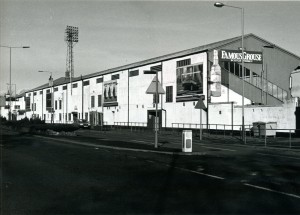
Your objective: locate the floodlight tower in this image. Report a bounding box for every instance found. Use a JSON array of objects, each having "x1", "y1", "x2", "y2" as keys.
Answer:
[{"x1": 65, "y1": 26, "x2": 79, "y2": 81}]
